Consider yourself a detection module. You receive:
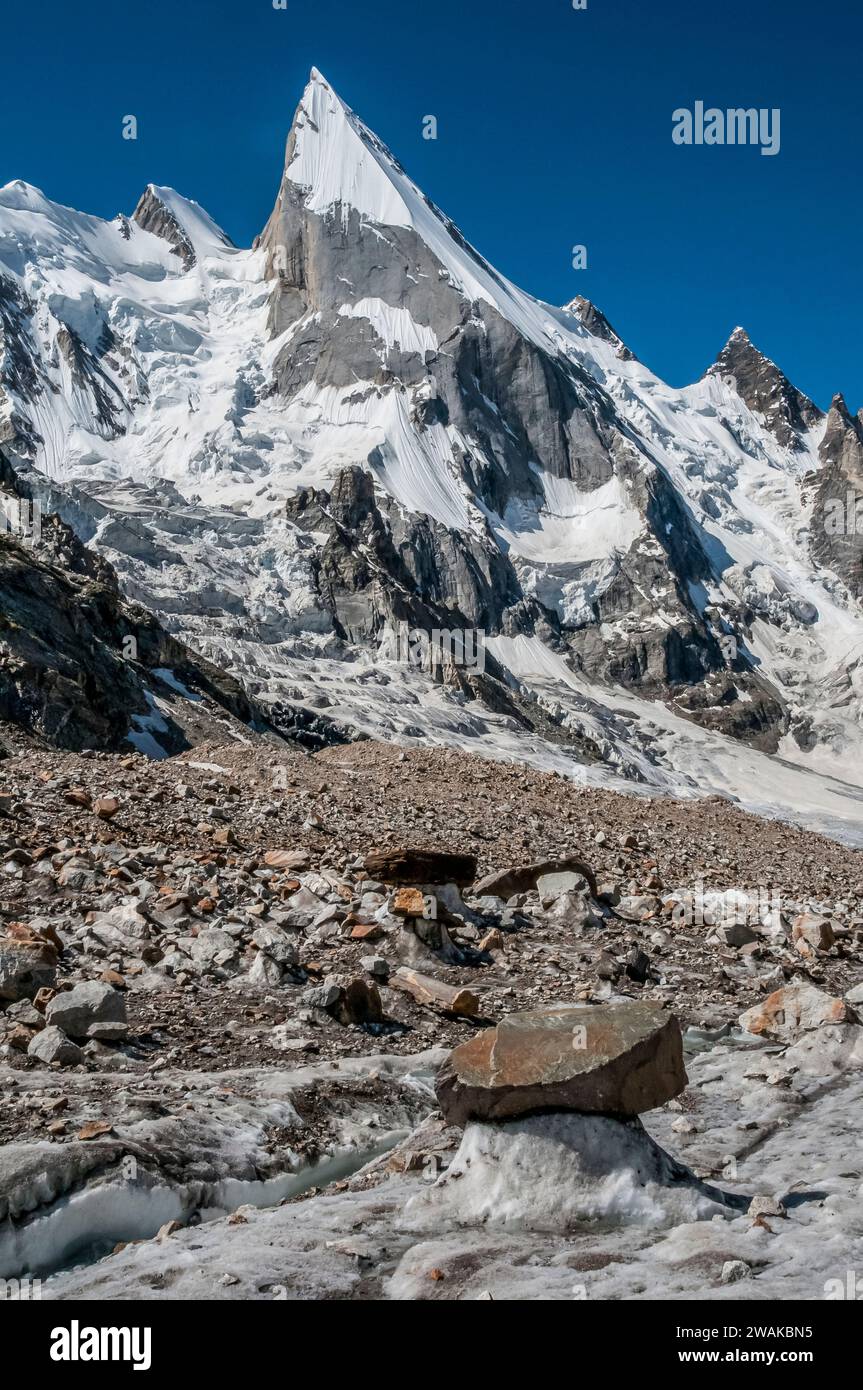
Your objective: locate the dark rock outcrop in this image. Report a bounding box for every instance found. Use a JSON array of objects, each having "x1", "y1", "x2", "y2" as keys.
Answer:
[{"x1": 707, "y1": 327, "x2": 822, "y2": 449}]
